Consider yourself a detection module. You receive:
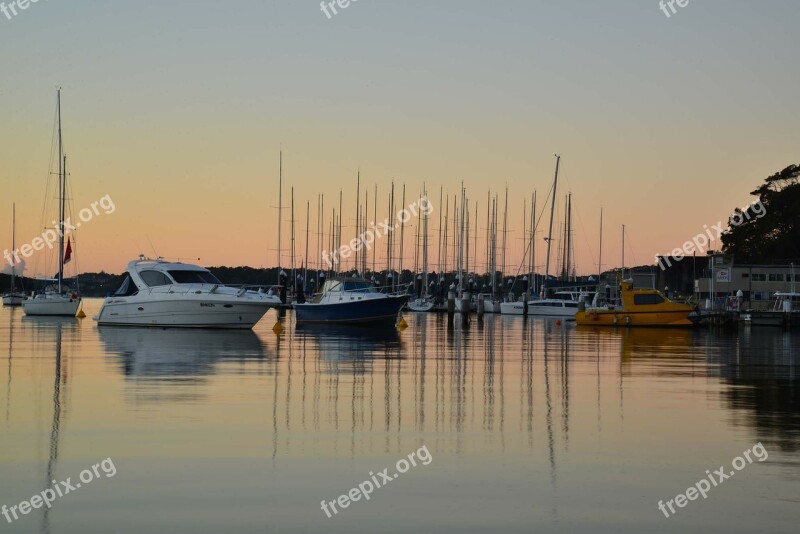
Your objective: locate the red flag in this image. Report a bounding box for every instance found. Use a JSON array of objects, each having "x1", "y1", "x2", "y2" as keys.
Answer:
[{"x1": 63, "y1": 238, "x2": 73, "y2": 265}]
